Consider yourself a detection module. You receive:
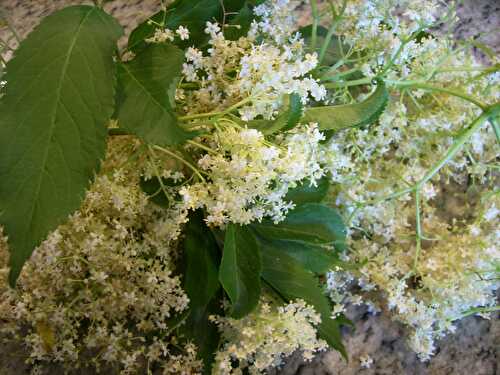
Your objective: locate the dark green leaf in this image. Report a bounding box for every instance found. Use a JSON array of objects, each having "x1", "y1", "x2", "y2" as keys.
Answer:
[
  {"x1": 251, "y1": 203, "x2": 347, "y2": 249},
  {"x1": 182, "y1": 211, "x2": 221, "y2": 373},
  {"x1": 260, "y1": 244, "x2": 346, "y2": 356},
  {"x1": 139, "y1": 176, "x2": 181, "y2": 207},
  {"x1": 0, "y1": 6, "x2": 122, "y2": 286},
  {"x1": 224, "y1": 0, "x2": 265, "y2": 40},
  {"x1": 224, "y1": 3, "x2": 253, "y2": 41},
  {"x1": 127, "y1": 10, "x2": 166, "y2": 52},
  {"x1": 285, "y1": 175, "x2": 330, "y2": 205},
  {"x1": 128, "y1": 0, "x2": 247, "y2": 52},
  {"x1": 303, "y1": 81, "x2": 389, "y2": 131},
  {"x1": 247, "y1": 93, "x2": 303, "y2": 135},
  {"x1": 116, "y1": 43, "x2": 195, "y2": 146},
  {"x1": 184, "y1": 211, "x2": 220, "y2": 308},
  {"x1": 219, "y1": 224, "x2": 262, "y2": 318},
  {"x1": 300, "y1": 25, "x2": 348, "y2": 67}
]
